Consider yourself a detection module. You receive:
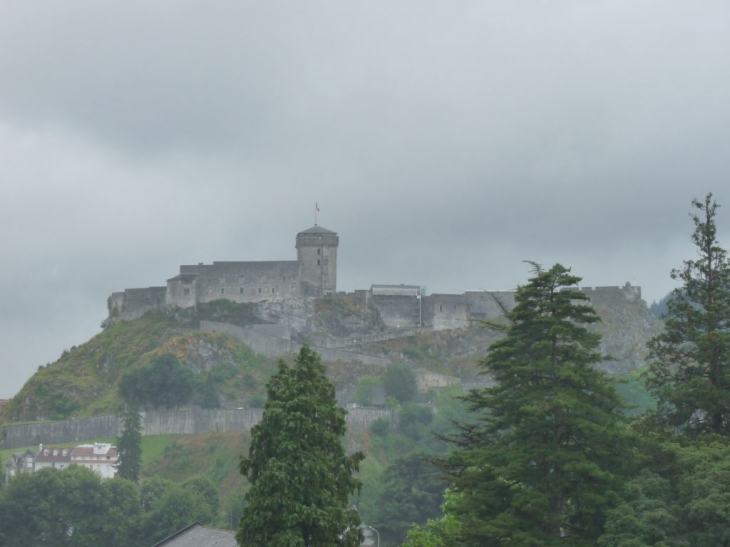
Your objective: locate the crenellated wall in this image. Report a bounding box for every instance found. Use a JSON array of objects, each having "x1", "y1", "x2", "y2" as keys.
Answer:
[{"x1": 107, "y1": 226, "x2": 339, "y2": 323}]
